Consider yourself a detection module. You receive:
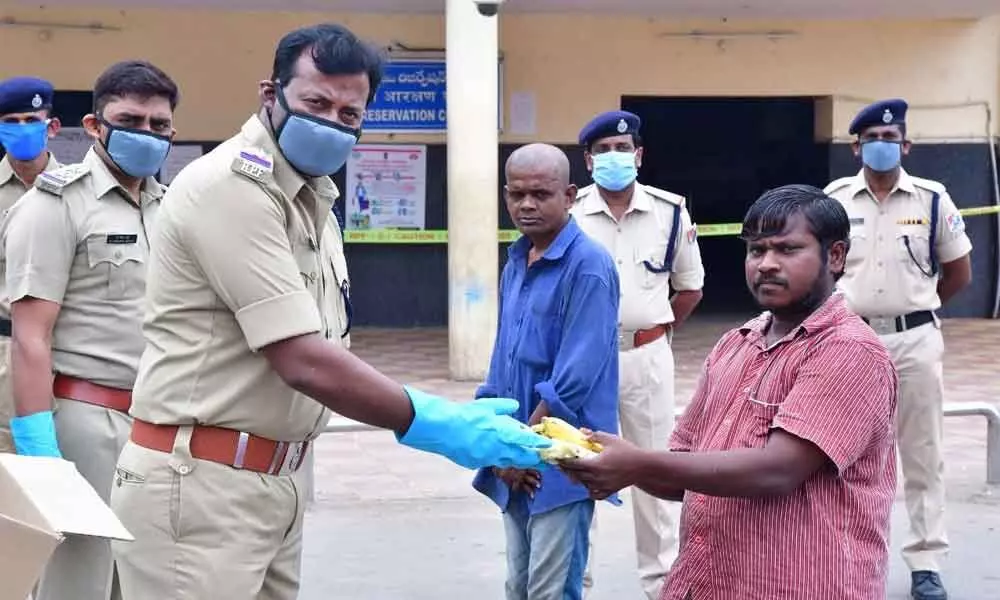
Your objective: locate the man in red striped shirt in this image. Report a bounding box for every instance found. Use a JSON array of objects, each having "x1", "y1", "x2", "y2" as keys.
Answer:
[{"x1": 563, "y1": 184, "x2": 898, "y2": 600}]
